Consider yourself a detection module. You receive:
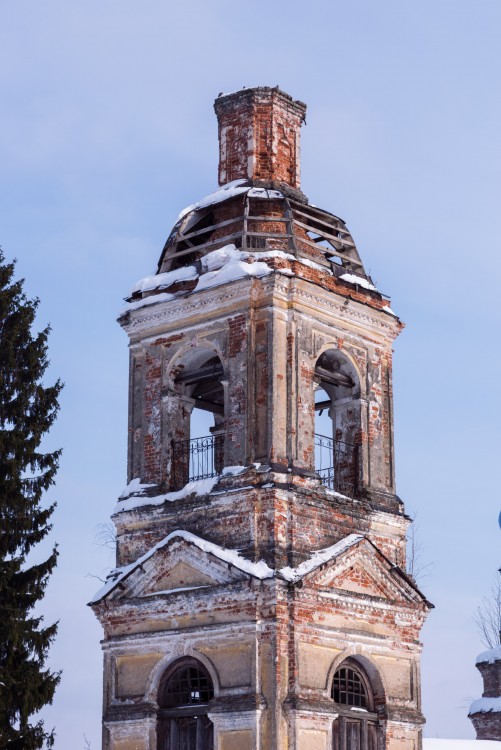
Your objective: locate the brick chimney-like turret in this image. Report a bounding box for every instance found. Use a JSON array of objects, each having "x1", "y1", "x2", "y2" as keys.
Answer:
[
  {"x1": 469, "y1": 646, "x2": 501, "y2": 739},
  {"x1": 214, "y1": 86, "x2": 307, "y2": 188}
]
